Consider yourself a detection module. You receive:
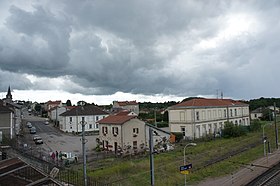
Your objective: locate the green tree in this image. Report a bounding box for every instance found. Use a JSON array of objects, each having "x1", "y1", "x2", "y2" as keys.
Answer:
[
  {"x1": 66, "y1": 99, "x2": 72, "y2": 106},
  {"x1": 34, "y1": 103, "x2": 41, "y2": 112}
]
